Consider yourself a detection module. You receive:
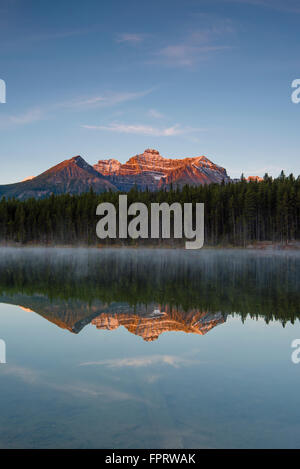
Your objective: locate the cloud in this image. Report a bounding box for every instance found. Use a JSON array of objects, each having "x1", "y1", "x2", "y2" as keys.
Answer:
[
  {"x1": 9, "y1": 108, "x2": 44, "y2": 125},
  {"x1": 189, "y1": 23, "x2": 235, "y2": 43},
  {"x1": 148, "y1": 20, "x2": 235, "y2": 67},
  {"x1": 153, "y1": 44, "x2": 231, "y2": 67},
  {"x1": 80, "y1": 354, "x2": 199, "y2": 368},
  {"x1": 116, "y1": 33, "x2": 144, "y2": 44},
  {"x1": 82, "y1": 122, "x2": 205, "y2": 137},
  {"x1": 0, "y1": 365, "x2": 39, "y2": 384},
  {"x1": 148, "y1": 109, "x2": 165, "y2": 119},
  {"x1": 1, "y1": 364, "x2": 148, "y2": 403},
  {"x1": 51, "y1": 382, "x2": 148, "y2": 402},
  {"x1": 0, "y1": 107, "x2": 44, "y2": 129},
  {"x1": 60, "y1": 89, "x2": 152, "y2": 110},
  {"x1": 0, "y1": 89, "x2": 152, "y2": 128}
]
